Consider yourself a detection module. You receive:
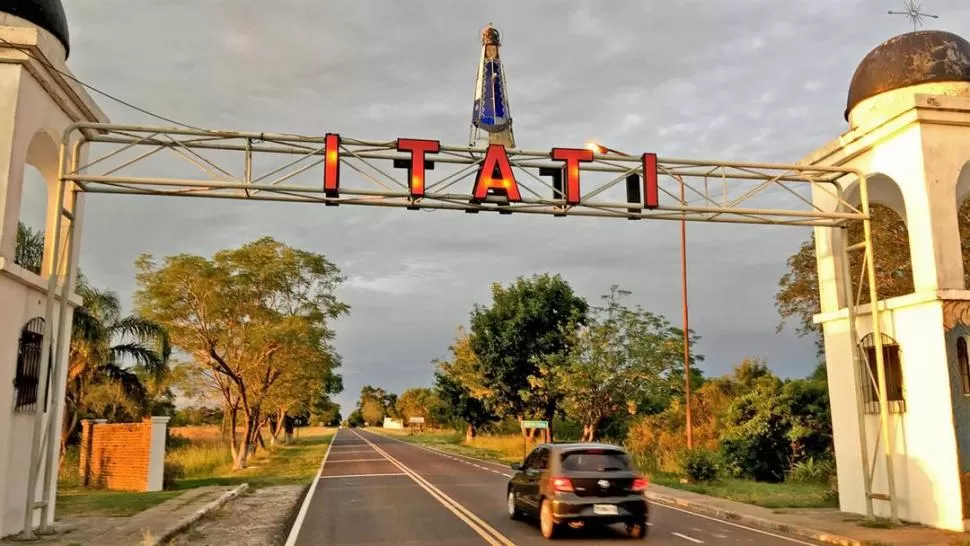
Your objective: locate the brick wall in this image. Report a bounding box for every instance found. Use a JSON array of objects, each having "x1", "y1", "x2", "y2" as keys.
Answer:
[
  {"x1": 79, "y1": 418, "x2": 155, "y2": 491},
  {"x1": 962, "y1": 471, "x2": 970, "y2": 520}
]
